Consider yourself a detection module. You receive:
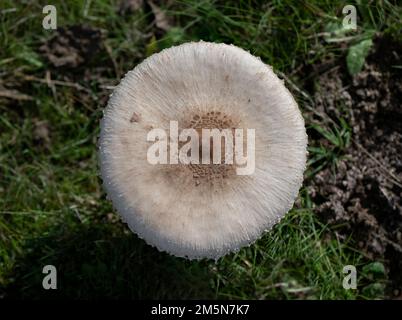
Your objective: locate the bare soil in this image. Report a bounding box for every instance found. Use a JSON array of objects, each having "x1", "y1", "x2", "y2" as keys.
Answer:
[
  {"x1": 308, "y1": 36, "x2": 402, "y2": 298},
  {"x1": 39, "y1": 25, "x2": 104, "y2": 69}
]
